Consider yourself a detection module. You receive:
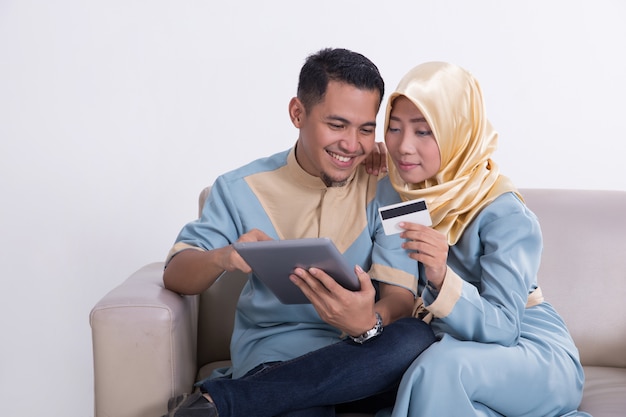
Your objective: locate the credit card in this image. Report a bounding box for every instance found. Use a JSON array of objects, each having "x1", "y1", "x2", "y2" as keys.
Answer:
[{"x1": 379, "y1": 198, "x2": 432, "y2": 235}]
